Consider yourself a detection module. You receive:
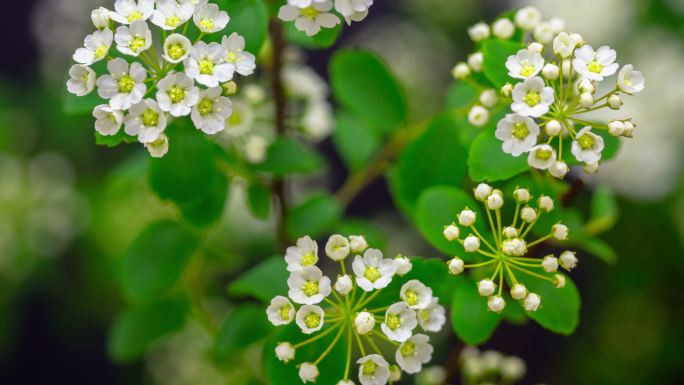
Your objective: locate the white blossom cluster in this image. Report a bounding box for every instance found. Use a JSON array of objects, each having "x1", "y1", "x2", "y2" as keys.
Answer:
[
  {"x1": 443, "y1": 183, "x2": 576, "y2": 313},
  {"x1": 266, "y1": 235, "x2": 446, "y2": 385},
  {"x1": 459, "y1": 347, "x2": 527, "y2": 385},
  {"x1": 453, "y1": 6, "x2": 645, "y2": 179},
  {"x1": 66, "y1": 0, "x2": 256, "y2": 157},
  {"x1": 278, "y1": 0, "x2": 373, "y2": 36}
]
